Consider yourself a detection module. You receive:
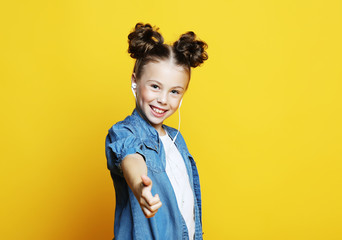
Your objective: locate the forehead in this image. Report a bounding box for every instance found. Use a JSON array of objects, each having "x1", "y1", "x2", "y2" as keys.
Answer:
[{"x1": 140, "y1": 60, "x2": 189, "y2": 86}]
